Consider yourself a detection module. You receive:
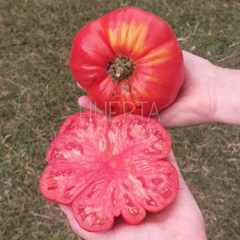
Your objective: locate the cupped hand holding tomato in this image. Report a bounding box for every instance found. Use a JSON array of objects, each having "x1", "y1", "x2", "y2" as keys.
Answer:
[
  {"x1": 58, "y1": 98, "x2": 207, "y2": 240},
  {"x1": 77, "y1": 50, "x2": 240, "y2": 128},
  {"x1": 60, "y1": 154, "x2": 207, "y2": 240}
]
